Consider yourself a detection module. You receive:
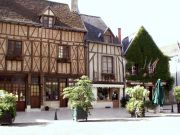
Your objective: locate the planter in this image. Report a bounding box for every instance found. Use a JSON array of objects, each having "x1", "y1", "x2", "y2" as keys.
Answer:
[
  {"x1": 177, "y1": 103, "x2": 180, "y2": 113},
  {"x1": 0, "y1": 111, "x2": 15, "y2": 125},
  {"x1": 44, "y1": 106, "x2": 49, "y2": 111},
  {"x1": 72, "y1": 108, "x2": 88, "y2": 121},
  {"x1": 130, "y1": 108, "x2": 145, "y2": 118}
]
